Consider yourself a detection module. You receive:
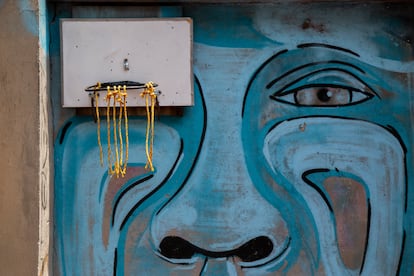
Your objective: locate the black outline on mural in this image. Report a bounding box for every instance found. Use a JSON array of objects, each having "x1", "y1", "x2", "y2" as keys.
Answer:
[
  {"x1": 269, "y1": 67, "x2": 379, "y2": 107},
  {"x1": 199, "y1": 257, "x2": 209, "y2": 275},
  {"x1": 59, "y1": 120, "x2": 72, "y2": 144},
  {"x1": 113, "y1": 248, "x2": 118, "y2": 276},
  {"x1": 360, "y1": 199, "x2": 371, "y2": 274},
  {"x1": 396, "y1": 230, "x2": 407, "y2": 276},
  {"x1": 301, "y1": 168, "x2": 333, "y2": 212},
  {"x1": 297, "y1": 43, "x2": 360, "y2": 57}
]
